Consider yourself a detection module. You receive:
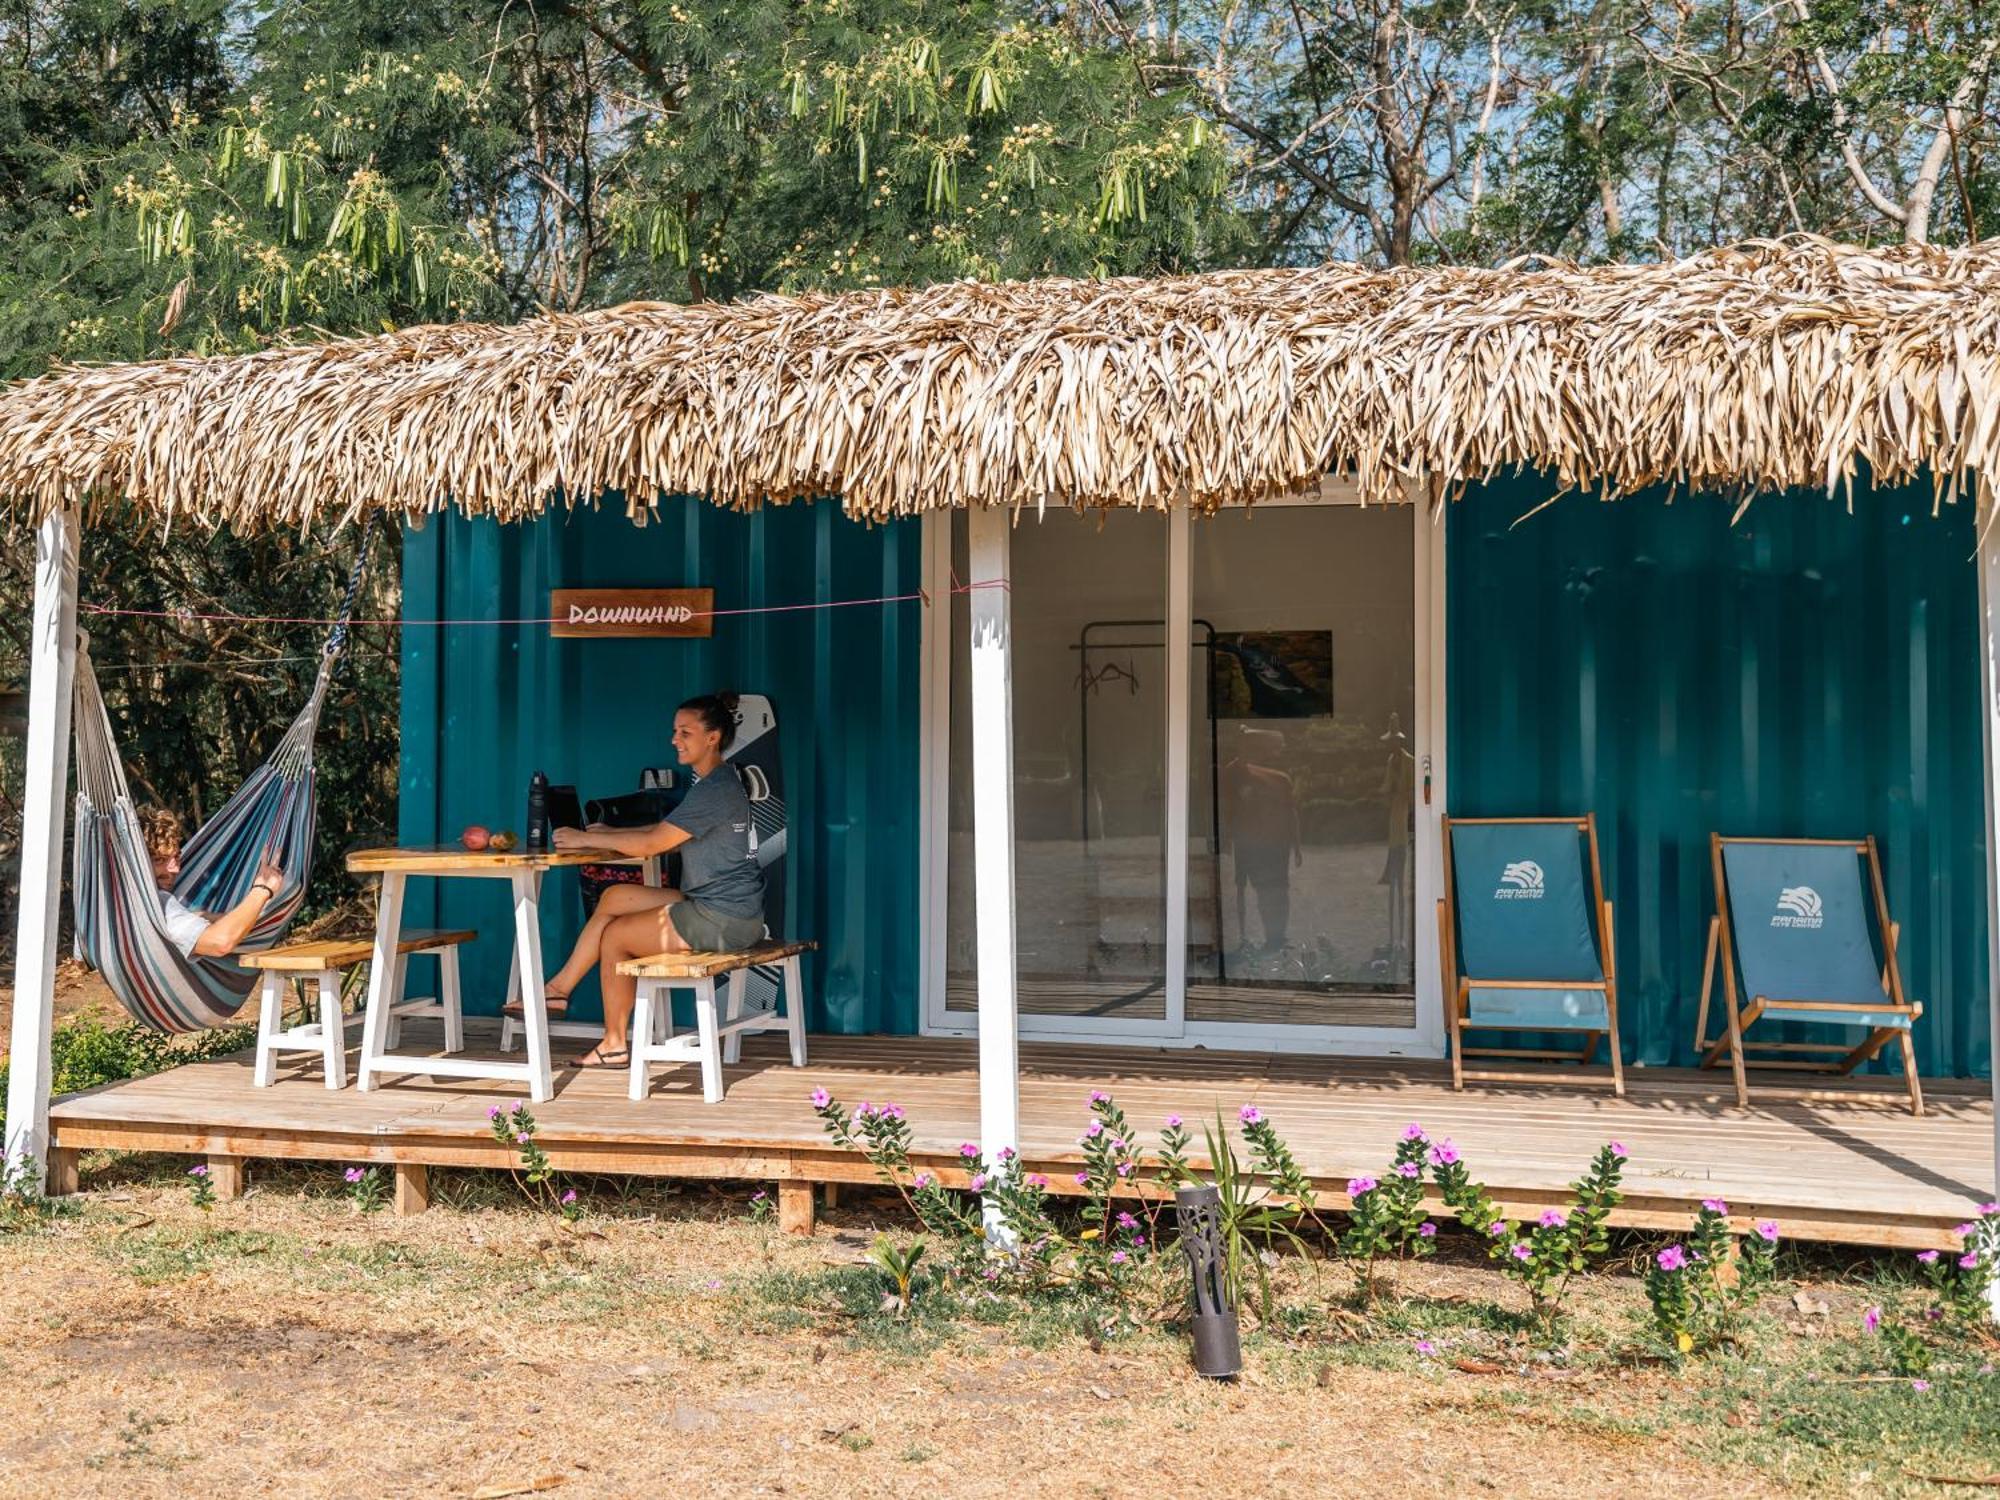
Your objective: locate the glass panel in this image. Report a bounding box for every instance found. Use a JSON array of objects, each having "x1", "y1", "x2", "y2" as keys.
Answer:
[
  {"x1": 1187, "y1": 504, "x2": 1417, "y2": 1028},
  {"x1": 946, "y1": 510, "x2": 1170, "y2": 1019}
]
